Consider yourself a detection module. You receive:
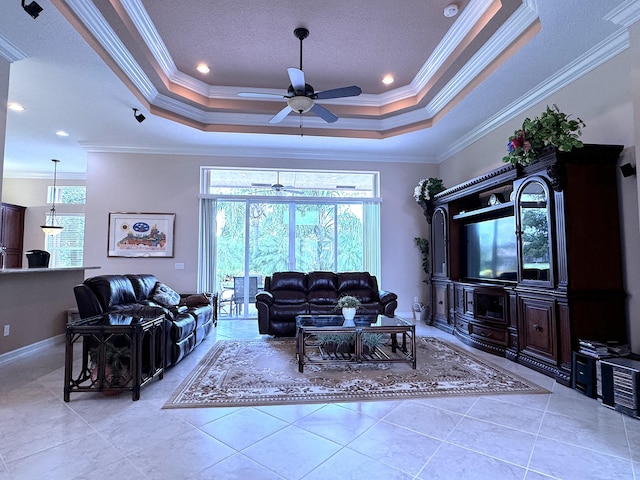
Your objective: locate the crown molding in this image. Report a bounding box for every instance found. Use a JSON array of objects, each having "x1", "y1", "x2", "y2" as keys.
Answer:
[
  {"x1": 437, "y1": 26, "x2": 631, "y2": 161},
  {"x1": 79, "y1": 142, "x2": 435, "y2": 164},
  {"x1": 0, "y1": 33, "x2": 27, "y2": 63},
  {"x1": 65, "y1": 0, "x2": 157, "y2": 100},
  {"x1": 426, "y1": 0, "x2": 538, "y2": 116},
  {"x1": 604, "y1": 0, "x2": 640, "y2": 27}
]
